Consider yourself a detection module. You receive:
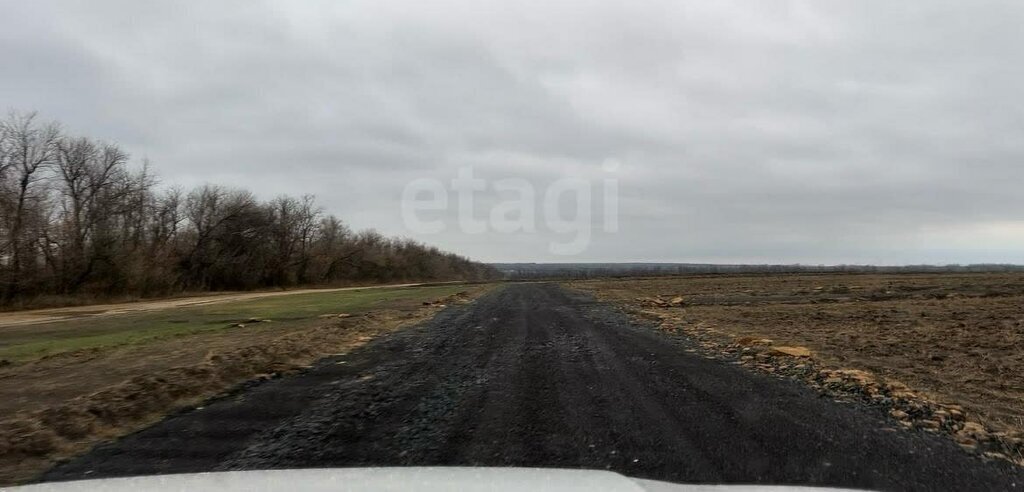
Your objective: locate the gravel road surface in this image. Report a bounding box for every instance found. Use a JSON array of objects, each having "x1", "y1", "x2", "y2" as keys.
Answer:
[{"x1": 40, "y1": 284, "x2": 1024, "y2": 490}]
